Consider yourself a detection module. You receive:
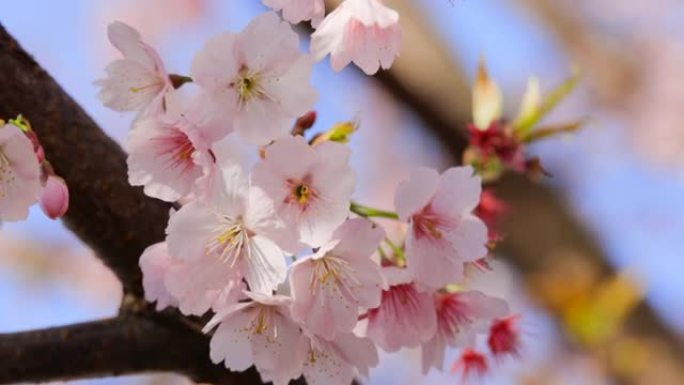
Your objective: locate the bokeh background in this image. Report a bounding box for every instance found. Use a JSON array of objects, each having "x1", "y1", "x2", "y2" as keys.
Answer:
[{"x1": 2, "y1": 1, "x2": 684, "y2": 384}]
